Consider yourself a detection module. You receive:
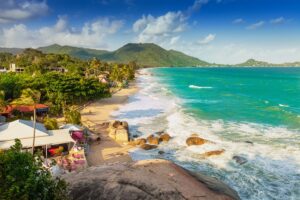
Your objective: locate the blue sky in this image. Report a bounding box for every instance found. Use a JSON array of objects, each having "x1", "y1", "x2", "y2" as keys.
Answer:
[{"x1": 0, "y1": 0, "x2": 299, "y2": 64}]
